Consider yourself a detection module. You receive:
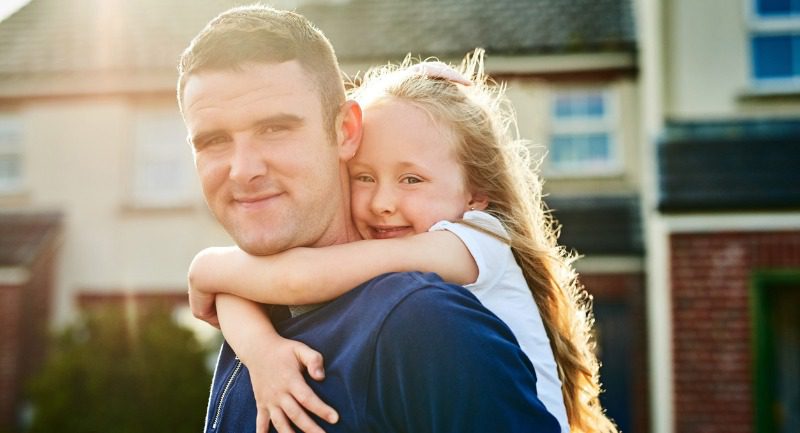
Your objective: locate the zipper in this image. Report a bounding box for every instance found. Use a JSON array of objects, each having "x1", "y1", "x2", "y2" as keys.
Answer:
[{"x1": 211, "y1": 358, "x2": 243, "y2": 430}]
